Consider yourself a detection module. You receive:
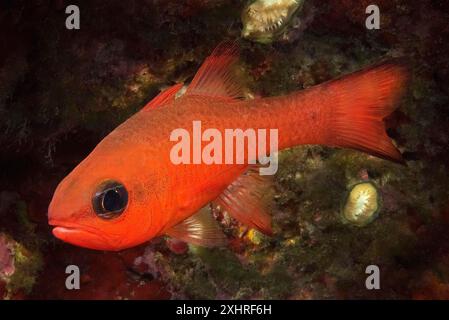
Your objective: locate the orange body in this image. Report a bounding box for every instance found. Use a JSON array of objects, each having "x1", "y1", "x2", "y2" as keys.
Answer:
[{"x1": 48, "y1": 43, "x2": 407, "y2": 251}]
